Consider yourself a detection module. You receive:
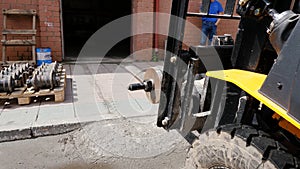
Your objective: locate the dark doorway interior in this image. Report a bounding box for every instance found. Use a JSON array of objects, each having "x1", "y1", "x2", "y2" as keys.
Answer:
[{"x1": 62, "y1": 0, "x2": 131, "y2": 59}]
